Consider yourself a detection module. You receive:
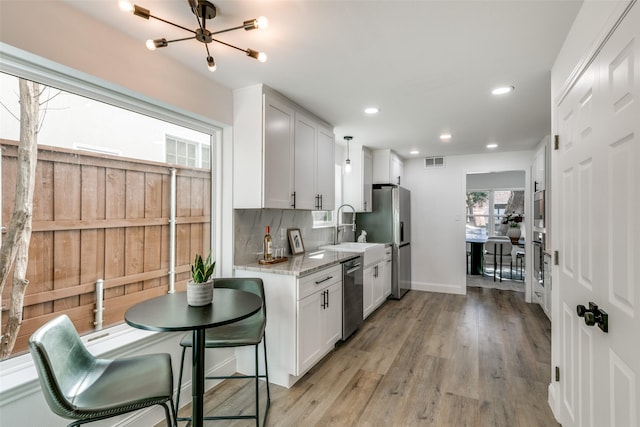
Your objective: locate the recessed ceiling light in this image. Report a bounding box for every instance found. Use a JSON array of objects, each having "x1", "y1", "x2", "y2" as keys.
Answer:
[
  {"x1": 410, "y1": 150, "x2": 420, "y2": 155},
  {"x1": 486, "y1": 143, "x2": 498, "y2": 149},
  {"x1": 440, "y1": 133, "x2": 452, "y2": 141},
  {"x1": 491, "y1": 86, "x2": 515, "y2": 95},
  {"x1": 364, "y1": 107, "x2": 379, "y2": 114}
]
